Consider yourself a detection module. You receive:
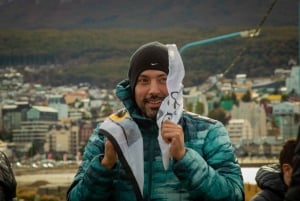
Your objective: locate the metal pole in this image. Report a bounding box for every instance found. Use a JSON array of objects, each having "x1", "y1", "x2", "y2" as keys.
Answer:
[
  {"x1": 179, "y1": 29, "x2": 259, "y2": 55},
  {"x1": 179, "y1": 32, "x2": 240, "y2": 54}
]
